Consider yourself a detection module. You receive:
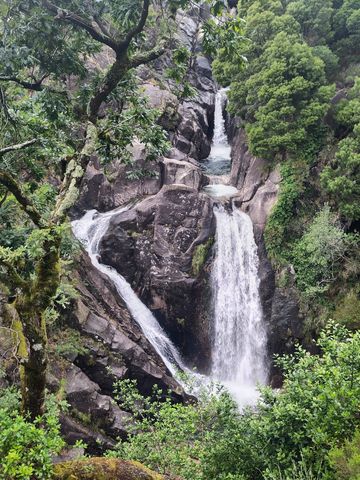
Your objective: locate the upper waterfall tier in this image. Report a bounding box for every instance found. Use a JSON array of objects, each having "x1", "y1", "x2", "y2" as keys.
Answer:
[
  {"x1": 202, "y1": 88, "x2": 231, "y2": 176},
  {"x1": 211, "y1": 205, "x2": 268, "y2": 407}
]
